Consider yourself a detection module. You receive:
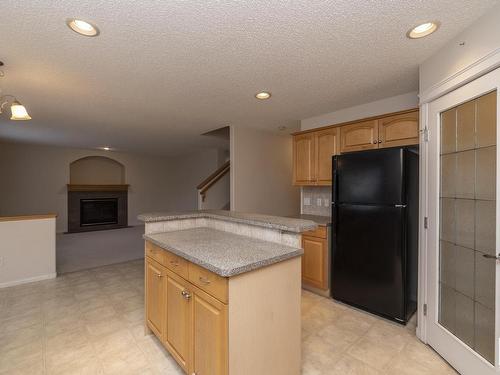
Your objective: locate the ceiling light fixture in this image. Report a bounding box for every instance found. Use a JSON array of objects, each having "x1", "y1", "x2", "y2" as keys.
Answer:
[
  {"x1": 102, "y1": 147, "x2": 111, "y2": 151},
  {"x1": 0, "y1": 67, "x2": 32, "y2": 120},
  {"x1": 407, "y1": 21, "x2": 440, "y2": 39},
  {"x1": 66, "y1": 18, "x2": 100, "y2": 37},
  {"x1": 255, "y1": 91, "x2": 271, "y2": 100}
]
